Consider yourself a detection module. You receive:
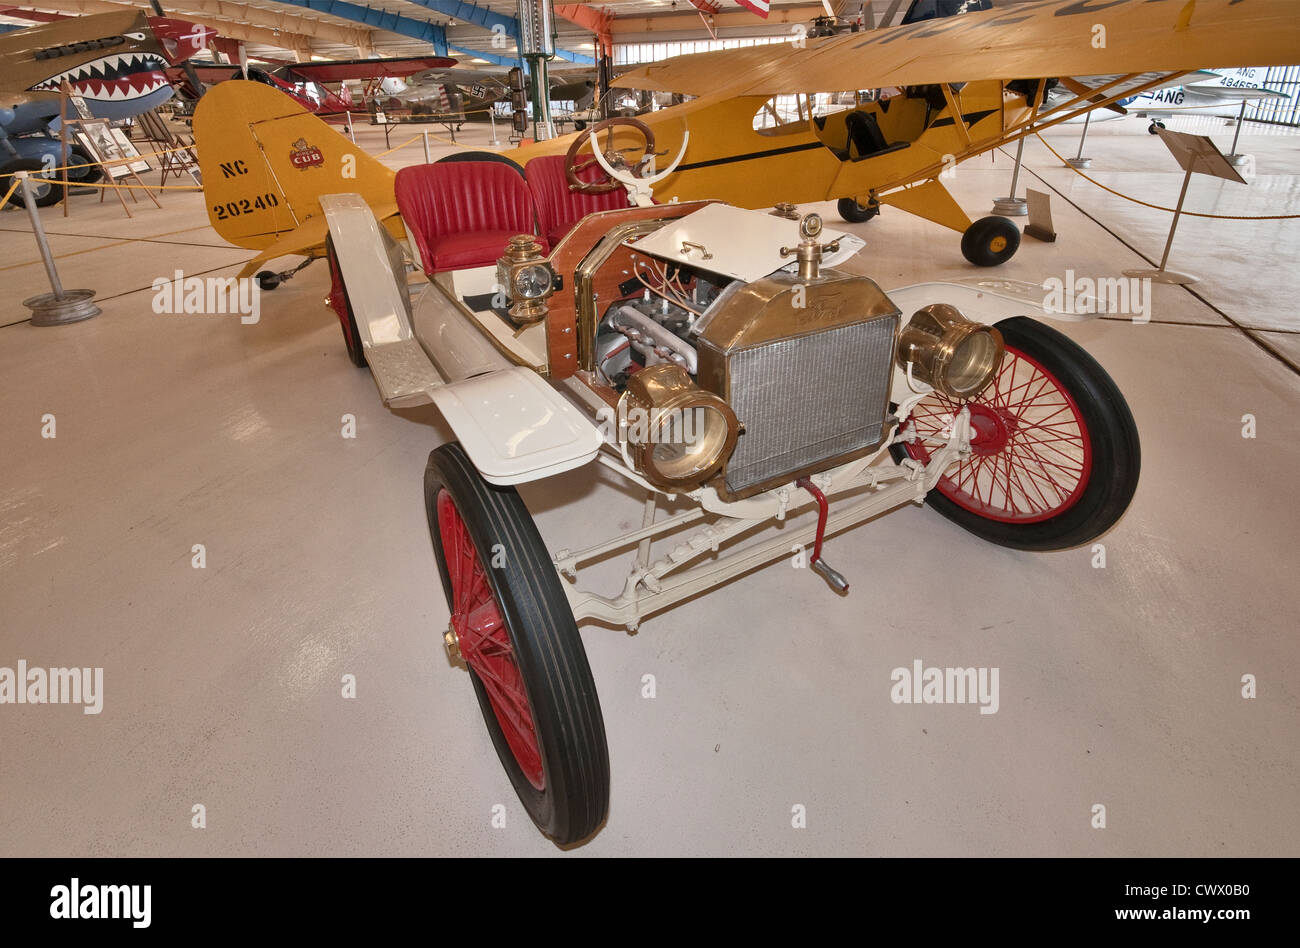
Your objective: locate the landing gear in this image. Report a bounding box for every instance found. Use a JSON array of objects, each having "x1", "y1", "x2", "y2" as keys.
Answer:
[
  {"x1": 1148, "y1": 120, "x2": 1166, "y2": 135},
  {"x1": 837, "y1": 195, "x2": 879, "y2": 224},
  {"x1": 425, "y1": 443, "x2": 609, "y2": 845},
  {"x1": 961, "y1": 215, "x2": 1020, "y2": 267},
  {"x1": 893, "y1": 317, "x2": 1140, "y2": 551},
  {"x1": 254, "y1": 257, "x2": 314, "y2": 292}
]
